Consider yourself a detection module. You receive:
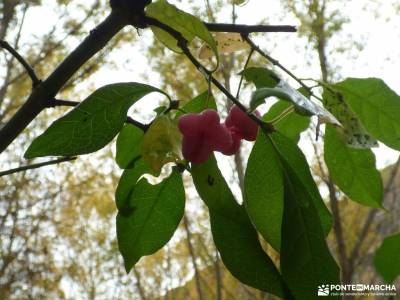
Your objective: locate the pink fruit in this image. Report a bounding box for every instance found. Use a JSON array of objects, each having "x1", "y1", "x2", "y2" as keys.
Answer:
[
  {"x1": 178, "y1": 107, "x2": 259, "y2": 163},
  {"x1": 219, "y1": 127, "x2": 242, "y2": 155},
  {"x1": 178, "y1": 109, "x2": 232, "y2": 164},
  {"x1": 225, "y1": 105, "x2": 259, "y2": 141}
]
